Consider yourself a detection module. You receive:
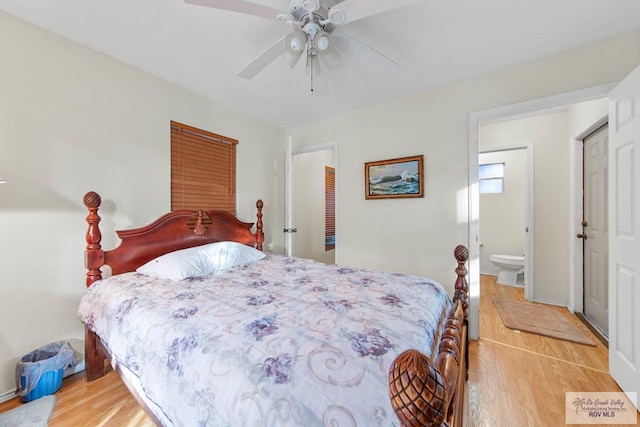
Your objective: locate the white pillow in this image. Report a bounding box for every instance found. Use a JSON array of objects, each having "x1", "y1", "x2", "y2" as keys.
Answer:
[
  {"x1": 205, "y1": 241, "x2": 265, "y2": 273},
  {"x1": 136, "y1": 241, "x2": 264, "y2": 281}
]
